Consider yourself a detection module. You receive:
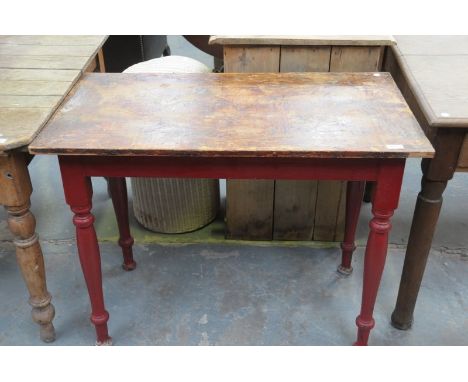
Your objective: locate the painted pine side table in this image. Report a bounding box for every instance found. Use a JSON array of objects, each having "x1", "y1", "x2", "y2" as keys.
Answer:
[
  {"x1": 383, "y1": 36, "x2": 468, "y2": 329},
  {"x1": 30, "y1": 72, "x2": 433, "y2": 345},
  {"x1": 209, "y1": 35, "x2": 396, "y2": 242},
  {"x1": 0, "y1": 35, "x2": 106, "y2": 342}
]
